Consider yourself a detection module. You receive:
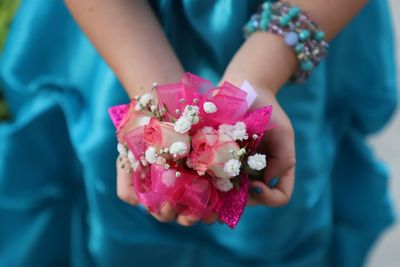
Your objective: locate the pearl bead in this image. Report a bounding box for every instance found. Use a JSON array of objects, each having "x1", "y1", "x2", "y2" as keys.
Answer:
[{"x1": 284, "y1": 32, "x2": 299, "y2": 46}]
